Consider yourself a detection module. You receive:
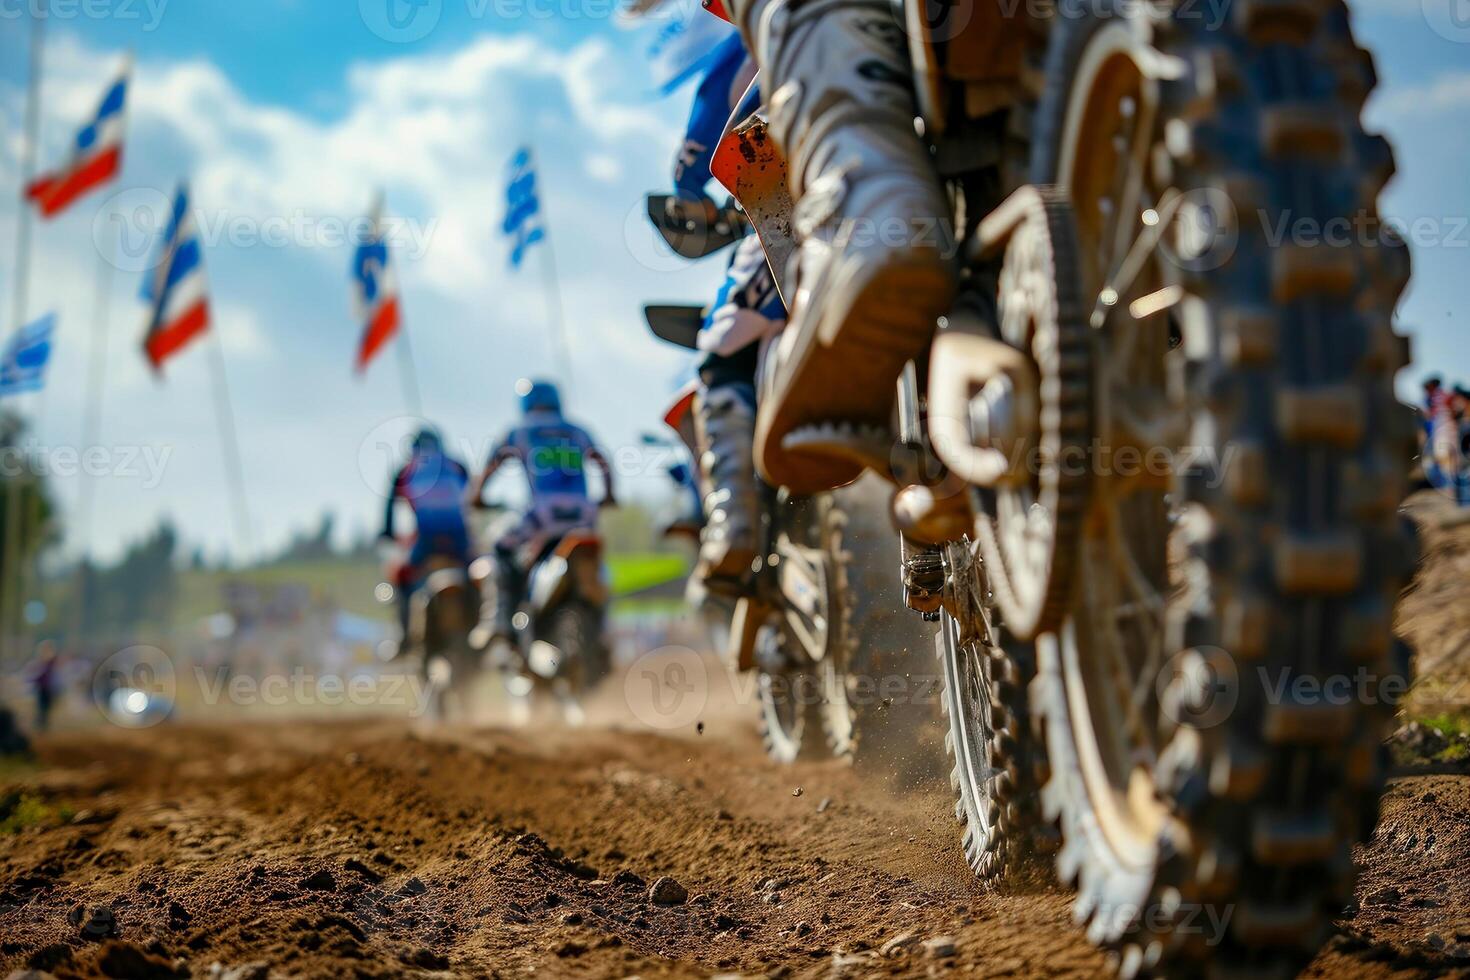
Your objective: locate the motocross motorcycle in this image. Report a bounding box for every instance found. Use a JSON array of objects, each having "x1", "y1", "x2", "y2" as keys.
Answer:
[
  {"x1": 377, "y1": 539, "x2": 483, "y2": 723},
  {"x1": 645, "y1": 308, "x2": 931, "y2": 765},
  {"x1": 470, "y1": 505, "x2": 613, "y2": 726},
  {"x1": 704, "y1": 0, "x2": 1417, "y2": 973}
]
